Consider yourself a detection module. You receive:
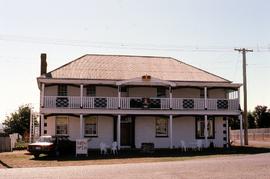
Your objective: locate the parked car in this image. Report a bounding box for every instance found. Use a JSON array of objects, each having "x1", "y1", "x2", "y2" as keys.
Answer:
[{"x1": 27, "y1": 136, "x2": 56, "y2": 158}]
